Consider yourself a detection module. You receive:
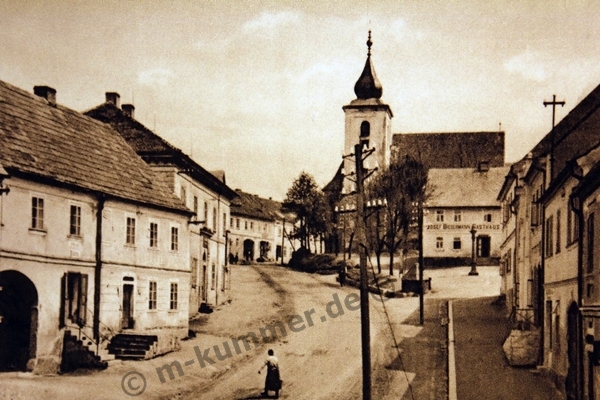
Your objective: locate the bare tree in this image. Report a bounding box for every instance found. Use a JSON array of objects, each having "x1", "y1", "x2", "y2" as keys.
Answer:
[{"x1": 369, "y1": 154, "x2": 428, "y2": 275}]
